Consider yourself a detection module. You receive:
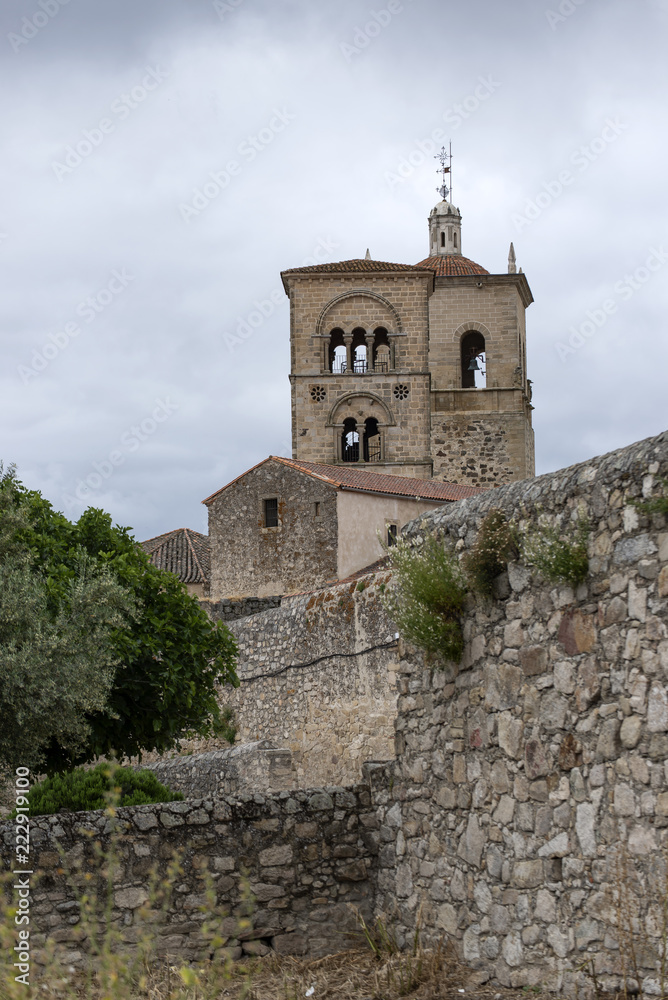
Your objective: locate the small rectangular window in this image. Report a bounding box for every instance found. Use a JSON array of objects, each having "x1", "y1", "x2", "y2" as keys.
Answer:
[
  {"x1": 264, "y1": 498, "x2": 278, "y2": 528},
  {"x1": 387, "y1": 524, "x2": 398, "y2": 546},
  {"x1": 314, "y1": 501, "x2": 320, "y2": 517}
]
